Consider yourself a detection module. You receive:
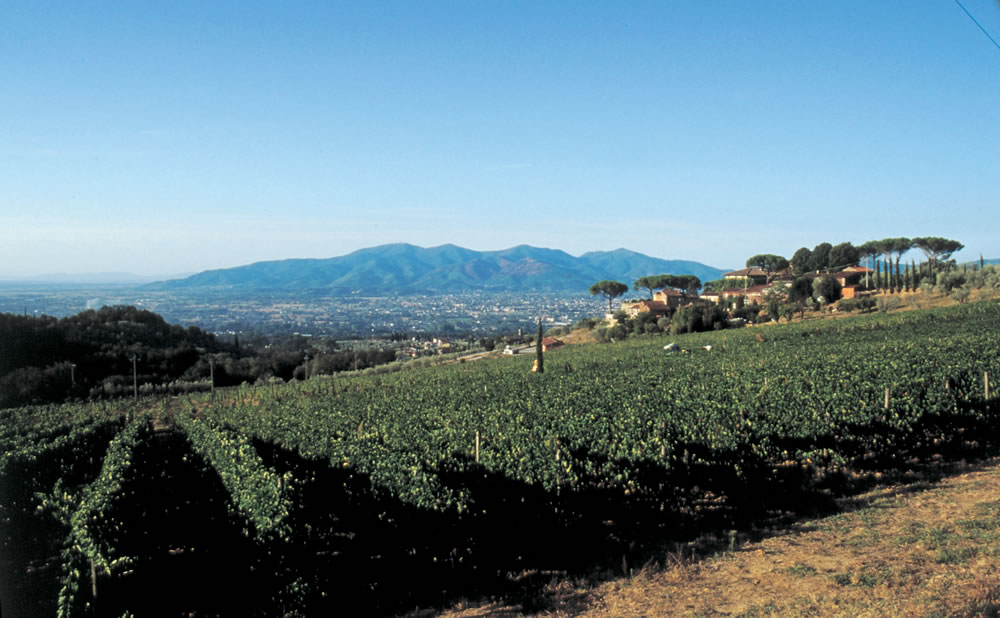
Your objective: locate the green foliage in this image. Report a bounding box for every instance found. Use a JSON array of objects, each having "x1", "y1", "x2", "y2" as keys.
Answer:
[
  {"x1": 808, "y1": 243, "x2": 832, "y2": 272},
  {"x1": 813, "y1": 276, "x2": 843, "y2": 305},
  {"x1": 703, "y1": 278, "x2": 751, "y2": 292},
  {"x1": 175, "y1": 412, "x2": 293, "y2": 540},
  {"x1": 936, "y1": 270, "x2": 967, "y2": 293},
  {"x1": 0, "y1": 306, "x2": 226, "y2": 408},
  {"x1": 913, "y1": 237, "x2": 964, "y2": 272},
  {"x1": 589, "y1": 280, "x2": 629, "y2": 314},
  {"x1": 876, "y1": 296, "x2": 902, "y2": 313},
  {"x1": 745, "y1": 254, "x2": 789, "y2": 277},
  {"x1": 787, "y1": 277, "x2": 814, "y2": 303},
  {"x1": 791, "y1": 247, "x2": 812, "y2": 275},
  {"x1": 670, "y1": 303, "x2": 726, "y2": 335},
  {"x1": 829, "y1": 242, "x2": 861, "y2": 270},
  {"x1": 633, "y1": 274, "x2": 702, "y2": 298},
  {"x1": 7, "y1": 301, "x2": 1000, "y2": 613},
  {"x1": 633, "y1": 275, "x2": 667, "y2": 298},
  {"x1": 950, "y1": 285, "x2": 972, "y2": 304}
]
